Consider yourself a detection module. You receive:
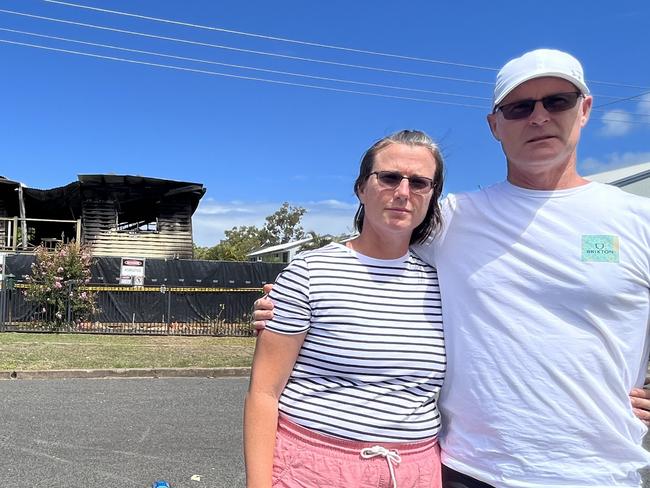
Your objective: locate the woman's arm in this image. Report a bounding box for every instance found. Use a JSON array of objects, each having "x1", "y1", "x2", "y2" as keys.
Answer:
[{"x1": 243, "y1": 329, "x2": 306, "y2": 488}]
